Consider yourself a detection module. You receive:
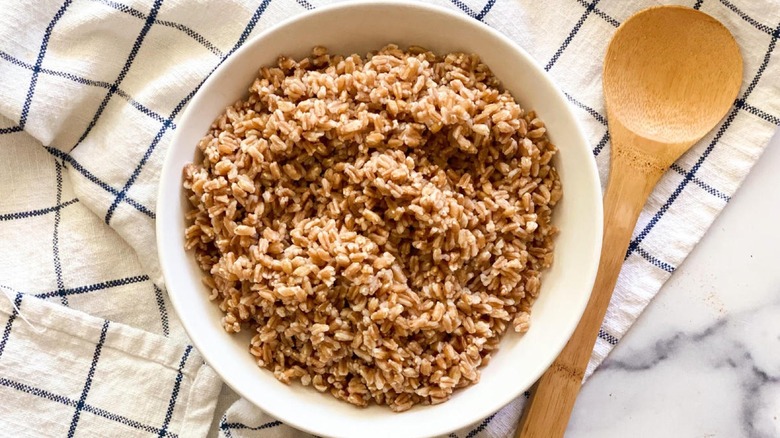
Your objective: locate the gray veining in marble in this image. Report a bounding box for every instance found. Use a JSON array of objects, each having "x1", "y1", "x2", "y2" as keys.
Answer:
[{"x1": 565, "y1": 130, "x2": 780, "y2": 438}]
